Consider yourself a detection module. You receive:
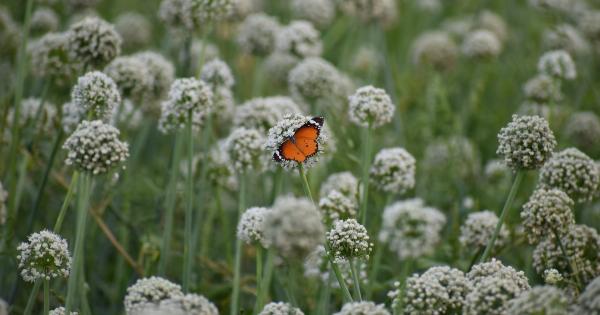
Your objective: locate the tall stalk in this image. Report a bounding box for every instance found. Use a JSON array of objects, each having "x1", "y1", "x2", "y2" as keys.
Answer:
[
  {"x1": 359, "y1": 125, "x2": 372, "y2": 225},
  {"x1": 553, "y1": 229, "x2": 582, "y2": 291},
  {"x1": 255, "y1": 249, "x2": 274, "y2": 313},
  {"x1": 183, "y1": 111, "x2": 195, "y2": 292},
  {"x1": 231, "y1": 174, "x2": 246, "y2": 315},
  {"x1": 479, "y1": 171, "x2": 524, "y2": 262},
  {"x1": 65, "y1": 172, "x2": 91, "y2": 314},
  {"x1": 298, "y1": 164, "x2": 315, "y2": 205},
  {"x1": 327, "y1": 251, "x2": 353, "y2": 303},
  {"x1": 255, "y1": 246, "x2": 263, "y2": 309},
  {"x1": 158, "y1": 133, "x2": 183, "y2": 275},
  {"x1": 349, "y1": 259, "x2": 362, "y2": 301},
  {"x1": 43, "y1": 279, "x2": 49, "y2": 315}
]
